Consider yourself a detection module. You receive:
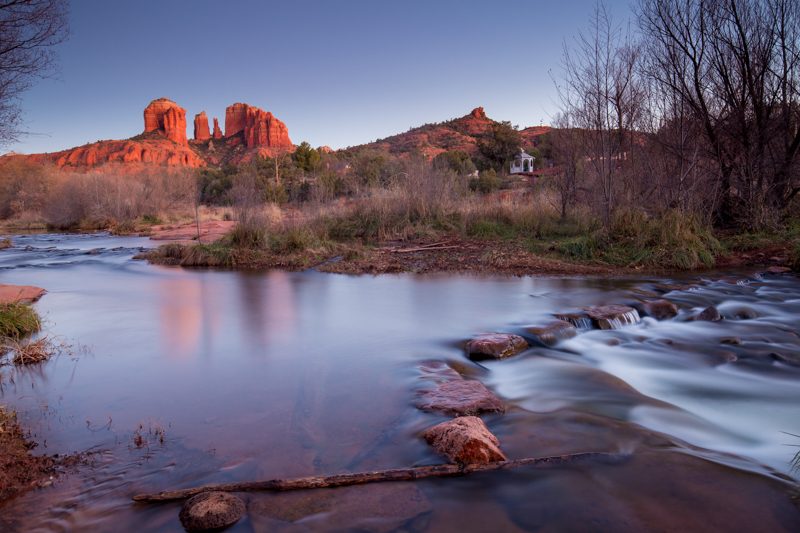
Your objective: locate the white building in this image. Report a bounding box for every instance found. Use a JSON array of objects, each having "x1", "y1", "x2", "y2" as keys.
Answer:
[{"x1": 510, "y1": 149, "x2": 535, "y2": 174}]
